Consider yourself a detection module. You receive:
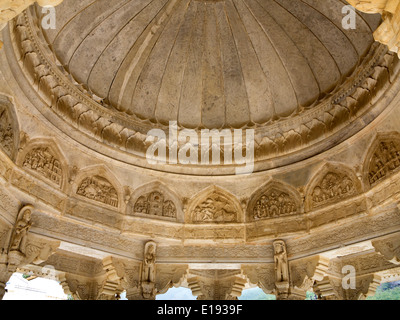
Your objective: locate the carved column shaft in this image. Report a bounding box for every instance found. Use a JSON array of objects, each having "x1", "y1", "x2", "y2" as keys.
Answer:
[{"x1": 0, "y1": 261, "x2": 11, "y2": 300}]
